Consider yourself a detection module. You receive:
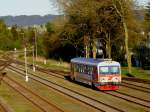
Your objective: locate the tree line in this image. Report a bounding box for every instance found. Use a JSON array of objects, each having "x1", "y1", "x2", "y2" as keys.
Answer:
[{"x1": 0, "y1": 0, "x2": 150, "y2": 72}]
